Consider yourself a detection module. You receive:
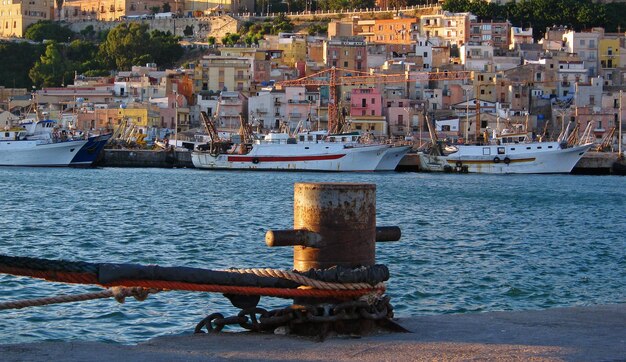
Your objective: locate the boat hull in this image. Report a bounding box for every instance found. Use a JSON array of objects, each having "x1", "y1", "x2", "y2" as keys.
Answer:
[
  {"x1": 70, "y1": 134, "x2": 112, "y2": 167},
  {"x1": 419, "y1": 142, "x2": 593, "y2": 174},
  {"x1": 0, "y1": 139, "x2": 88, "y2": 167},
  {"x1": 192, "y1": 143, "x2": 393, "y2": 171},
  {"x1": 375, "y1": 146, "x2": 412, "y2": 171}
]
